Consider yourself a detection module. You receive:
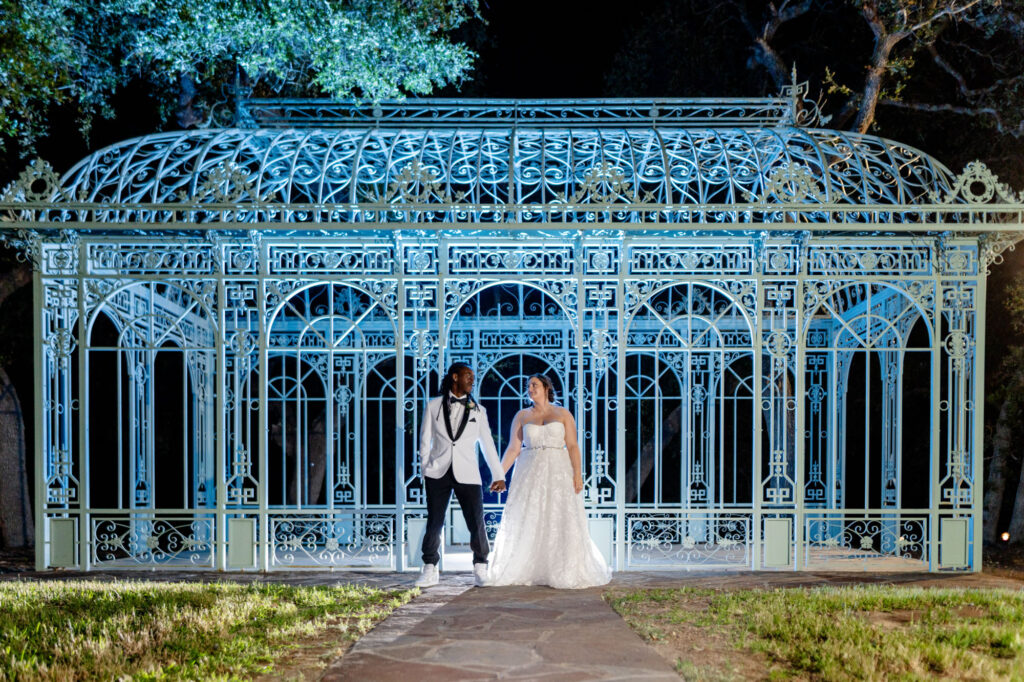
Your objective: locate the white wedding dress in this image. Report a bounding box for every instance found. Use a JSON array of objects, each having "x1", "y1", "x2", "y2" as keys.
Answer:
[{"x1": 487, "y1": 421, "x2": 612, "y2": 588}]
